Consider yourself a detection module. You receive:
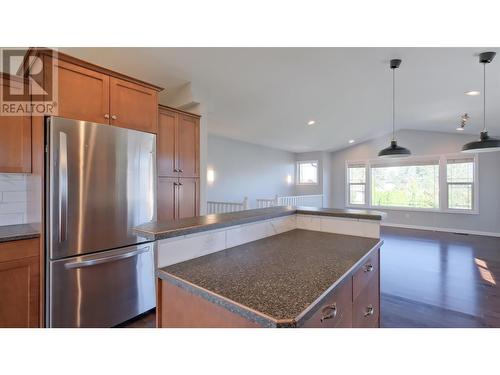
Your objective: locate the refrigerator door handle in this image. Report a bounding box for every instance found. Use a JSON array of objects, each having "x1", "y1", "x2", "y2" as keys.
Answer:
[
  {"x1": 63, "y1": 246, "x2": 150, "y2": 269},
  {"x1": 59, "y1": 132, "x2": 68, "y2": 243}
]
